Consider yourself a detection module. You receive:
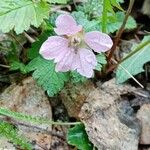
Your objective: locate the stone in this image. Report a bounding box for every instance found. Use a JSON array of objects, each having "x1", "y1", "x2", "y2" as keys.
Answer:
[
  {"x1": 137, "y1": 104, "x2": 150, "y2": 145},
  {"x1": 80, "y1": 79, "x2": 141, "y2": 150},
  {"x1": 0, "y1": 77, "x2": 52, "y2": 149},
  {"x1": 60, "y1": 80, "x2": 94, "y2": 118}
]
